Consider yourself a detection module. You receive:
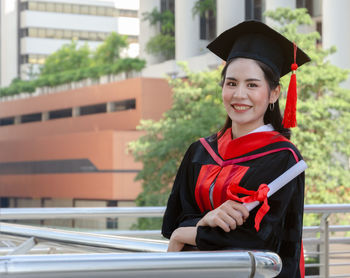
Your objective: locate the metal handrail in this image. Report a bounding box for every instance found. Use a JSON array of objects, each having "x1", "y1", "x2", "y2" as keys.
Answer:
[
  {"x1": 1, "y1": 204, "x2": 349, "y2": 220},
  {"x1": 303, "y1": 204, "x2": 350, "y2": 213},
  {"x1": 0, "y1": 206, "x2": 165, "y2": 220},
  {"x1": 0, "y1": 251, "x2": 282, "y2": 278},
  {"x1": 1, "y1": 205, "x2": 349, "y2": 278},
  {"x1": 0, "y1": 222, "x2": 168, "y2": 253}
]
